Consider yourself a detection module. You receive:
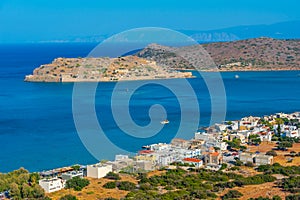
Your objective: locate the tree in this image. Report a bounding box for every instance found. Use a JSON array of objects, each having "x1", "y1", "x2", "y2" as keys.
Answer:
[
  {"x1": 32, "y1": 184, "x2": 45, "y2": 198},
  {"x1": 219, "y1": 163, "x2": 228, "y2": 171},
  {"x1": 21, "y1": 182, "x2": 32, "y2": 199},
  {"x1": 276, "y1": 118, "x2": 284, "y2": 137},
  {"x1": 60, "y1": 194, "x2": 78, "y2": 200},
  {"x1": 29, "y1": 172, "x2": 40, "y2": 185},
  {"x1": 9, "y1": 183, "x2": 21, "y2": 200},
  {"x1": 71, "y1": 165, "x2": 80, "y2": 172}
]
